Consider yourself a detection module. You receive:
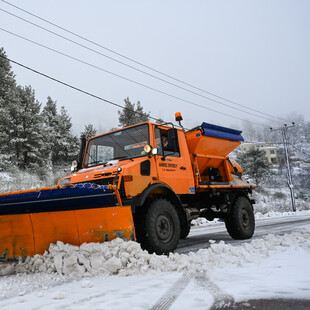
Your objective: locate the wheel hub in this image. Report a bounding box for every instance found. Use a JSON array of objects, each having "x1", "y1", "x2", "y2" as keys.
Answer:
[
  {"x1": 156, "y1": 214, "x2": 172, "y2": 241},
  {"x1": 242, "y1": 209, "x2": 250, "y2": 228}
]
